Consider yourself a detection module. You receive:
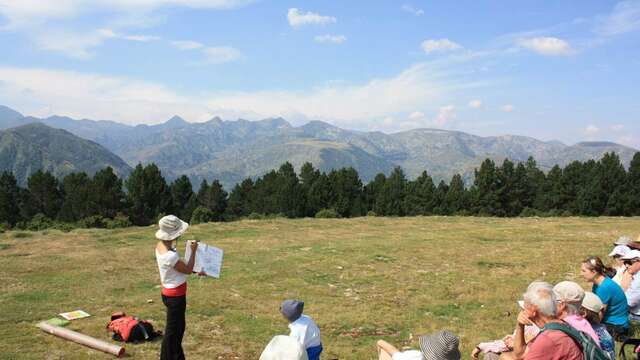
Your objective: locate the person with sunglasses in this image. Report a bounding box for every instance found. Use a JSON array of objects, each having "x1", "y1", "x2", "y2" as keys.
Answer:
[{"x1": 622, "y1": 250, "x2": 640, "y2": 323}]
